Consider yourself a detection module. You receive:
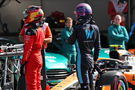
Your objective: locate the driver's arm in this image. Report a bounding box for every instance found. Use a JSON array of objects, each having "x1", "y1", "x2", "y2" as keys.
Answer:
[{"x1": 44, "y1": 26, "x2": 52, "y2": 44}]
